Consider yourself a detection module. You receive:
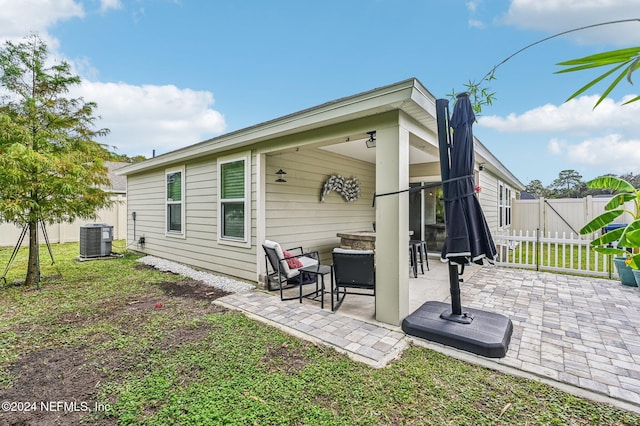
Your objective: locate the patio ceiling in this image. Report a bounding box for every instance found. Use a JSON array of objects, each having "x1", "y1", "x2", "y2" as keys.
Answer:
[{"x1": 320, "y1": 134, "x2": 440, "y2": 165}]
